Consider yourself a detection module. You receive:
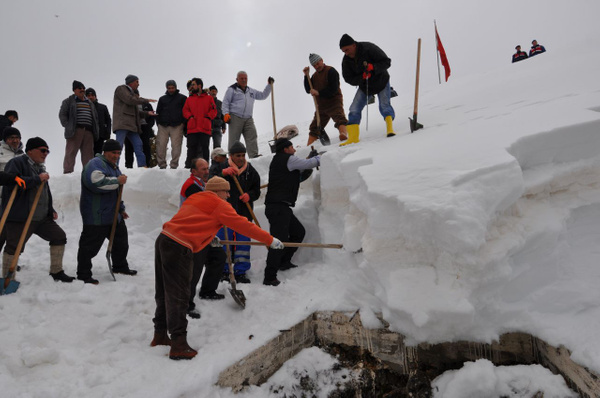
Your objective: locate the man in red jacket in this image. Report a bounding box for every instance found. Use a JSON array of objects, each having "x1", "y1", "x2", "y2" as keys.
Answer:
[
  {"x1": 182, "y1": 78, "x2": 217, "y2": 168},
  {"x1": 151, "y1": 176, "x2": 284, "y2": 360}
]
